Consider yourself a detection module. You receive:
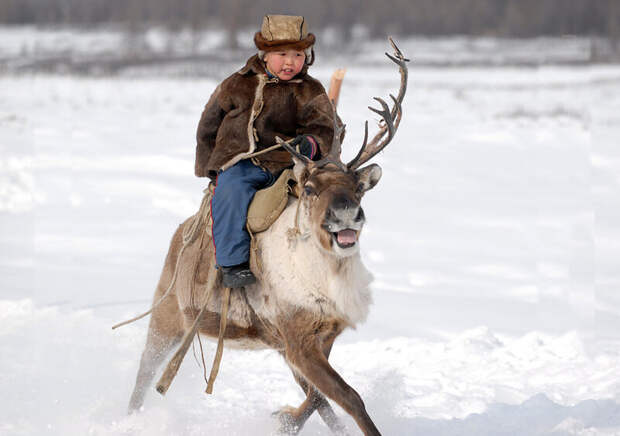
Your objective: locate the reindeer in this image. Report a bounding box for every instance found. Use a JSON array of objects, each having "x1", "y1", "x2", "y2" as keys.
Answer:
[{"x1": 127, "y1": 40, "x2": 408, "y2": 436}]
